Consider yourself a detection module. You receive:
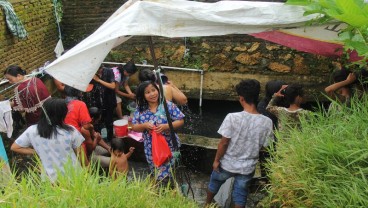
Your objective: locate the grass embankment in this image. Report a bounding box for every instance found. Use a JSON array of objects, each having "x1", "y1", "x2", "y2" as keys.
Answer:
[
  {"x1": 267, "y1": 96, "x2": 368, "y2": 207},
  {"x1": 0, "y1": 163, "x2": 198, "y2": 207}
]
